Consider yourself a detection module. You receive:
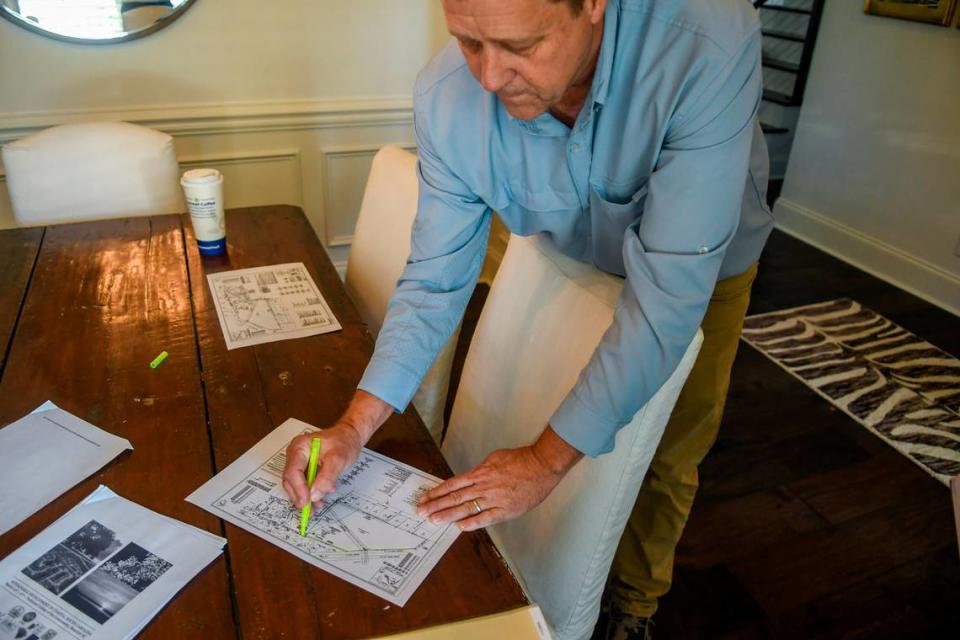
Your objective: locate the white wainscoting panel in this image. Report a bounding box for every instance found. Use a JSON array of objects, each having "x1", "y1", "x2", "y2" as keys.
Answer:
[
  {"x1": 179, "y1": 149, "x2": 304, "y2": 211},
  {"x1": 321, "y1": 144, "x2": 417, "y2": 248},
  {"x1": 0, "y1": 99, "x2": 417, "y2": 280}
]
